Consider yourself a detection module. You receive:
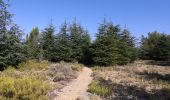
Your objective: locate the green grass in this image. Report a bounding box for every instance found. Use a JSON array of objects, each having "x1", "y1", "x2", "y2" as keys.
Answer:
[{"x1": 88, "y1": 80, "x2": 112, "y2": 97}]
